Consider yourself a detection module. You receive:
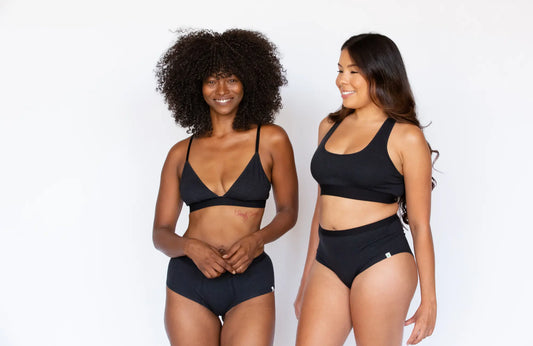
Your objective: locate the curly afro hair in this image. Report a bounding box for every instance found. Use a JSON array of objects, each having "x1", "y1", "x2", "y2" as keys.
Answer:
[{"x1": 155, "y1": 29, "x2": 287, "y2": 135}]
